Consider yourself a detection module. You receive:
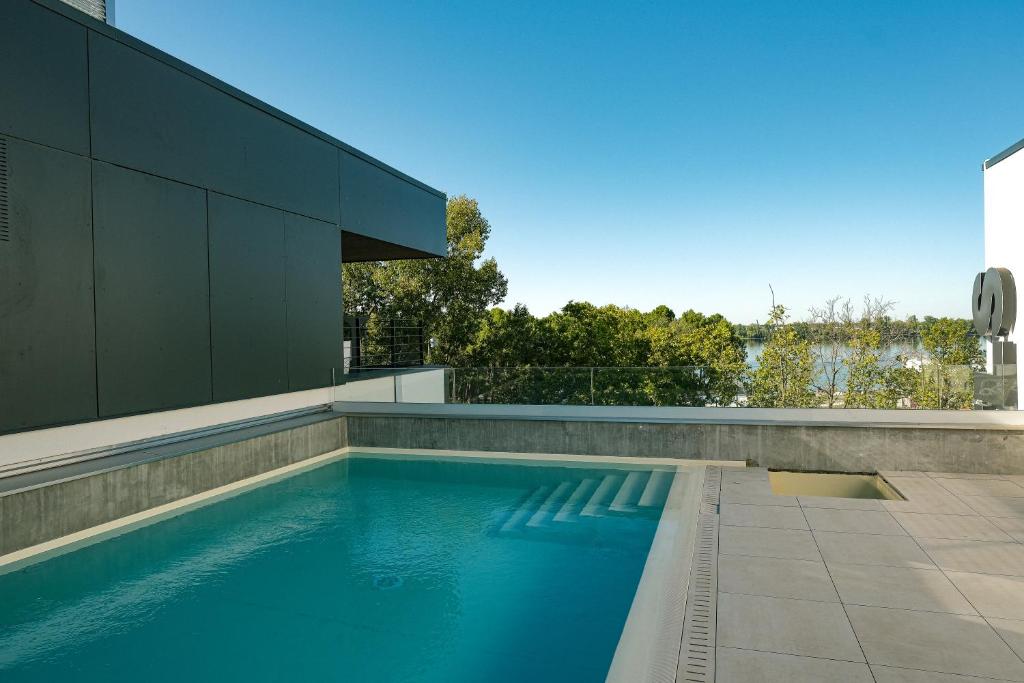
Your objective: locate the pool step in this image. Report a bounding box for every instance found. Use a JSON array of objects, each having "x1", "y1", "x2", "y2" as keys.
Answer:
[
  {"x1": 639, "y1": 470, "x2": 673, "y2": 508},
  {"x1": 609, "y1": 471, "x2": 649, "y2": 513},
  {"x1": 581, "y1": 475, "x2": 623, "y2": 517},
  {"x1": 554, "y1": 478, "x2": 600, "y2": 522},
  {"x1": 527, "y1": 481, "x2": 575, "y2": 527},
  {"x1": 501, "y1": 485, "x2": 551, "y2": 533}
]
